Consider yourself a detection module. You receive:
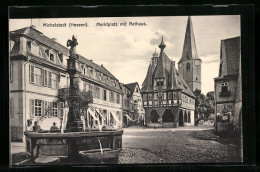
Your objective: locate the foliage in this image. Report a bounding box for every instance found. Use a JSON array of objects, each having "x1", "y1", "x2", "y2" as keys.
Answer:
[
  {"x1": 58, "y1": 87, "x2": 93, "y2": 111},
  {"x1": 194, "y1": 90, "x2": 215, "y2": 119}
]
